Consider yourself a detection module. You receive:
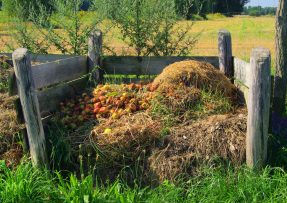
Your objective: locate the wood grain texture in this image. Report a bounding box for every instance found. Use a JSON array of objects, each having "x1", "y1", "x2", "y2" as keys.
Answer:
[
  {"x1": 273, "y1": 0, "x2": 287, "y2": 114},
  {"x1": 218, "y1": 30, "x2": 233, "y2": 78},
  {"x1": 8, "y1": 70, "x2": 17, "y2": 96},
  {"x1": 234, "y1": 57, "x2": 251, "y2": 105},
  {"x1": 32, "y1": 56, "x2": 88, "y2": 89},
  {"x1": 234, "y1": 57, "x2": 250, "y2": 87},
  {"x1": 2, "y1": 53, "x2": 79, "y2": 63},
  {"x1": 88, "y1": 30, "x2": 102, "y2": 82},
  {"x1": 246, "y1": 48, "x2": 271, "y2": 169},
  {"x1": 9, "y1": 56, "x2": 88, "y2": 96},
  {"x1": 37, "y1": 76, "x2": 89, "y2": 117},
  {"x1": 103, "y1": 56, "x2": 219, "y2": 75},
  {"x1": 12, "y1": 48, "x2": 48, "y2": 167}
]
